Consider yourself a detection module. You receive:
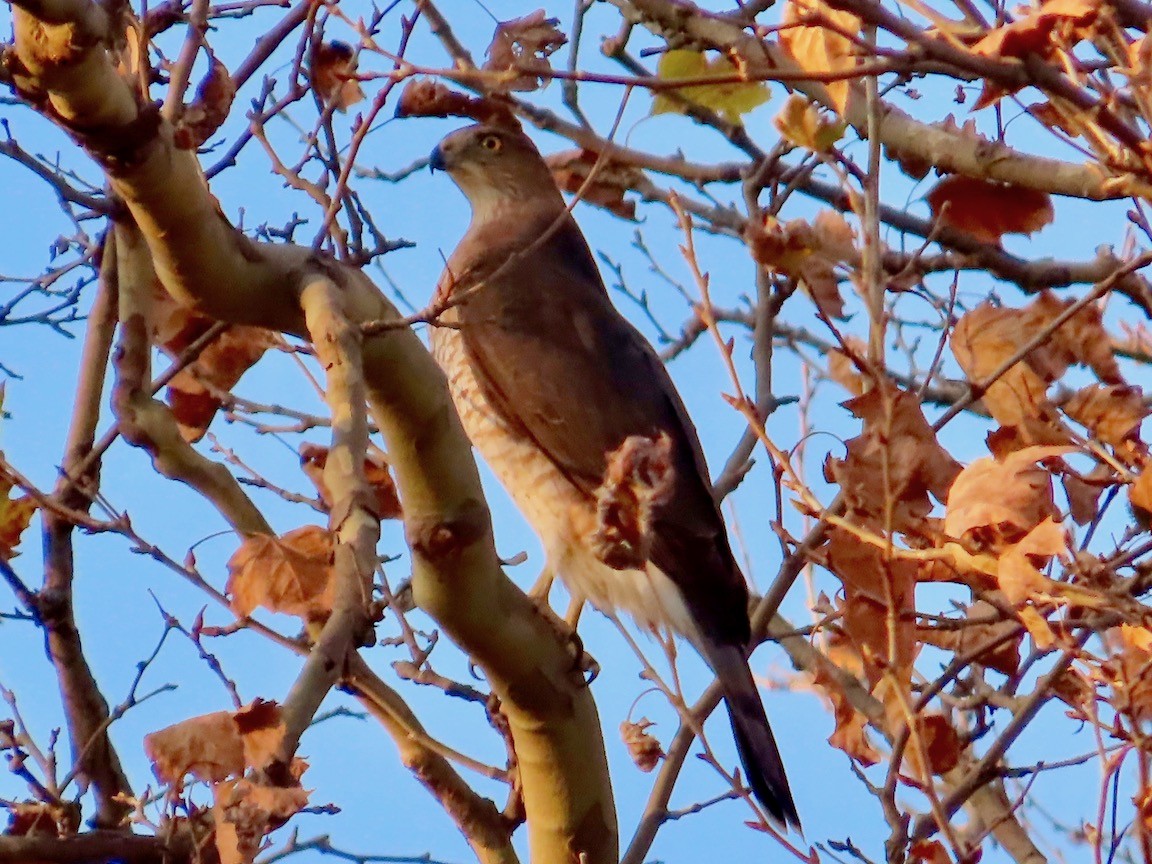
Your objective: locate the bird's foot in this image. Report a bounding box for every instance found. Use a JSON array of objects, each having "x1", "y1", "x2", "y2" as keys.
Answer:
[{"x1": 527, "y1": 592, "x2": 599, "y2": 685}]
